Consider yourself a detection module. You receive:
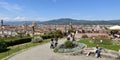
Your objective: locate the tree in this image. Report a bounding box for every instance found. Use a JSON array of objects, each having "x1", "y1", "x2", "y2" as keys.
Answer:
[
  {"x1": 17, "y1": 32, "x2": 25, "y2": 38},
  {"x1": 0, "y1": 38, "x2": 7, "y2": 52}
]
